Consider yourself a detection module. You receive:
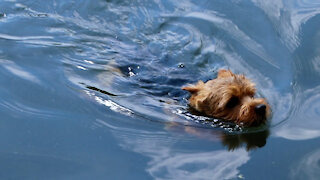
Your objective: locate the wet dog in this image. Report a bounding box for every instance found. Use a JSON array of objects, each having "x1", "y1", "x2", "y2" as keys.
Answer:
[{"x1": 182, "y1": 69, "x2": 271, "y2": 126}]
